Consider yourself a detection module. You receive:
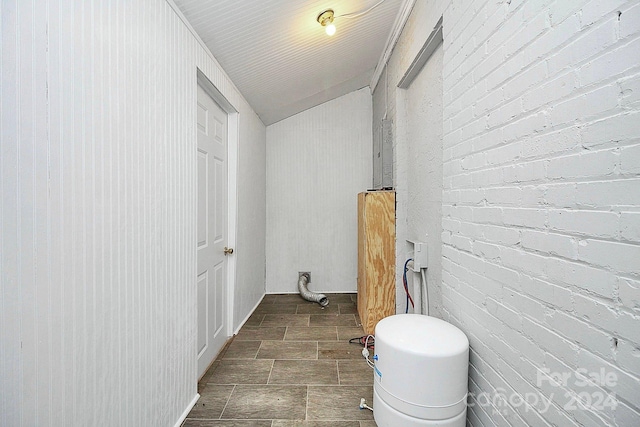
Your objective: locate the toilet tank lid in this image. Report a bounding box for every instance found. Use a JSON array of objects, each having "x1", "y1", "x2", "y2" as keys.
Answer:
[{"x1": 375, "y1": 314, "x2": 469, "y2": 356}]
